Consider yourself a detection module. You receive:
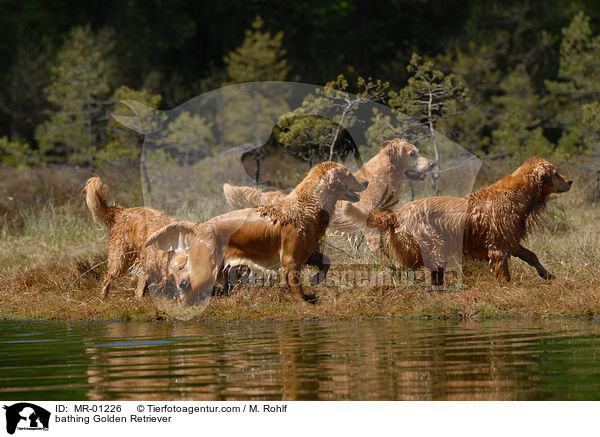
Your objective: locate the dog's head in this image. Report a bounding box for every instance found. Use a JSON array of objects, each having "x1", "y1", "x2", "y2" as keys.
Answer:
[
  {"x1": 318, "y1": 162, "x2": 368, "y2": 203},
  {"x1": 378, "y1": 138, "x2": 434, "y2": 181},
  {"x1": 147, "y1": 222, "x2": 220, "y2": 307},
  {"x1": 527, "y1": 157, "x2": 573, "y2": 194},
  {"x1": 167, "y1": 252, "x2": 191, "y2": 293}
]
